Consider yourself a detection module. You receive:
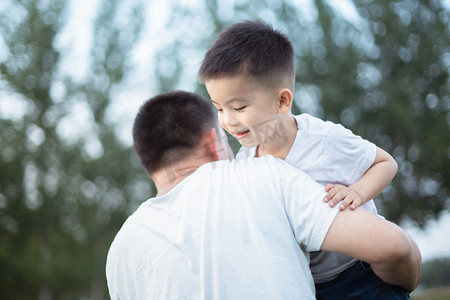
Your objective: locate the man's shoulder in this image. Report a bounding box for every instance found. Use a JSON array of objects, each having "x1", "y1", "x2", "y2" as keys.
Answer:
[
  {"x1": 209, "y1": 156, "x2": 290, "y2": 175},
  {"x1": 235, "y1": 146, "x2": 256, "y2": 160},
  {"x1": 108, "y1": 208, "x2": 142, "y2": 247}
]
